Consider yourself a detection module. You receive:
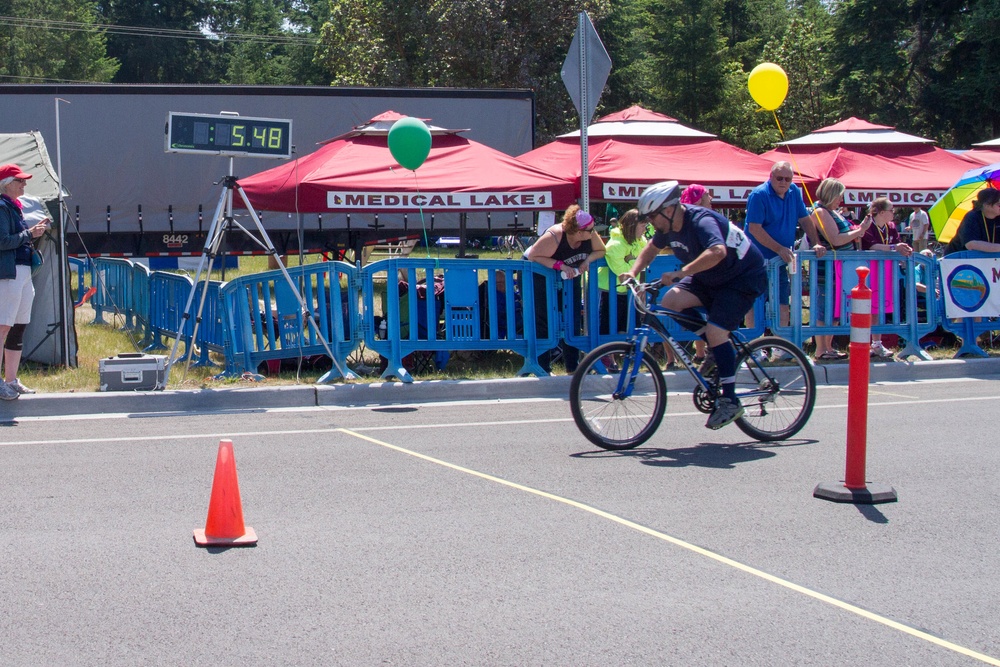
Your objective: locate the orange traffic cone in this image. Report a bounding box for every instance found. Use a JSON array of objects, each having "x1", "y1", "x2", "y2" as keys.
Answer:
[{"x1": 193, "y1": 439, "x2": 258, "y2": 547}]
